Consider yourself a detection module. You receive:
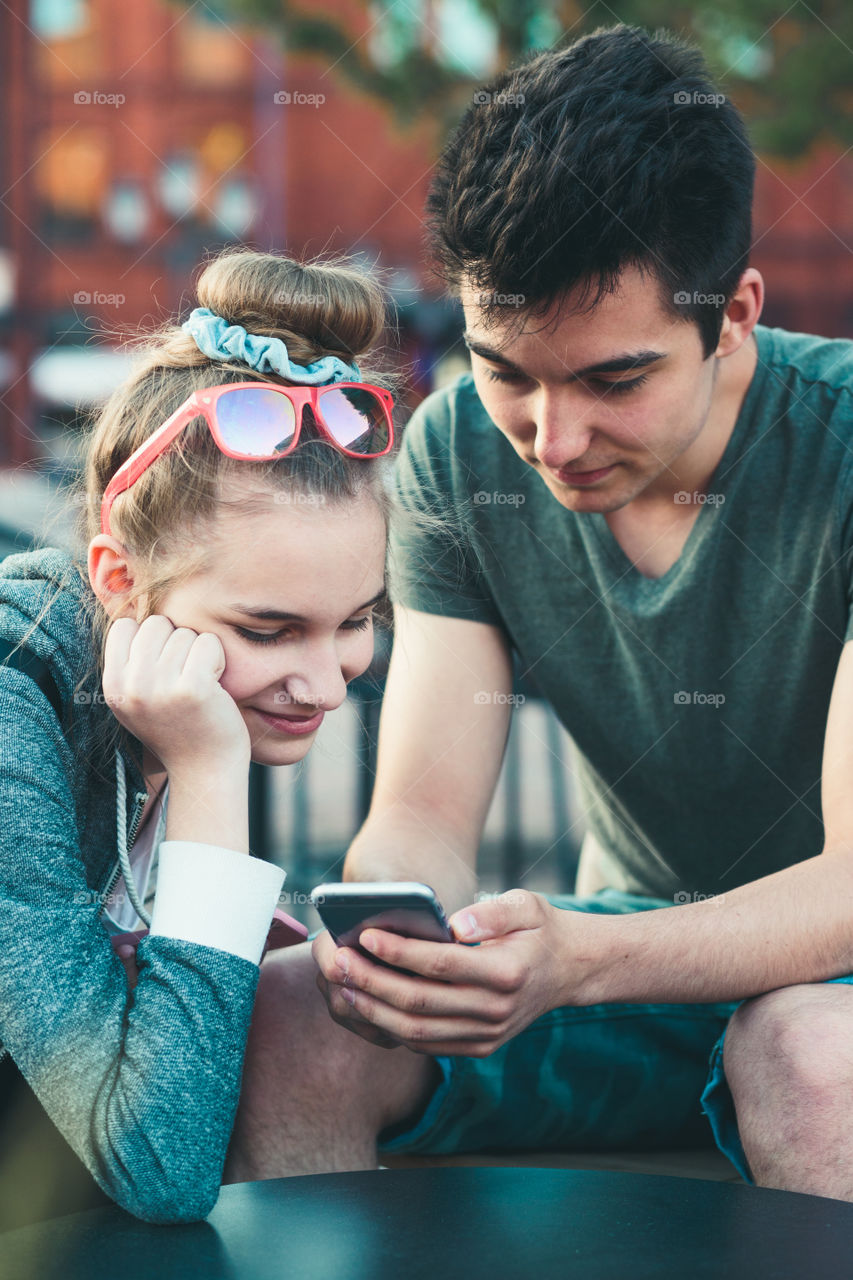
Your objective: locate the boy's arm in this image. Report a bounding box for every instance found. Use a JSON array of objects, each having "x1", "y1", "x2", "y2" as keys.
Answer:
[
  {"x1": 313, "y1": 604, "x2": 514, "y2": 1042},
  {"x1": 343, "y1": 604, "x2": 514, "y2": 911},
  {"x1": 321, "y1": 644, "x2": 853, "y2": 1058},
  {"x1": 573, "y1": 635, "x2": 853, "y2": 1006}
]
